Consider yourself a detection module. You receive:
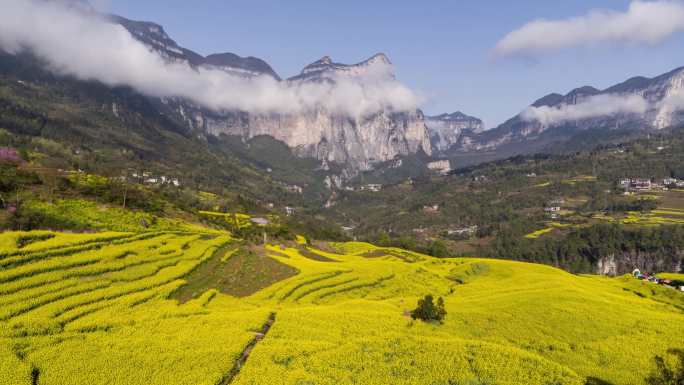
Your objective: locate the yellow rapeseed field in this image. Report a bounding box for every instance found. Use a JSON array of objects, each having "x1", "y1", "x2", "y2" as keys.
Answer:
[{"x1": 0, "y1": 231, "x2": 682, "y2": 384}]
